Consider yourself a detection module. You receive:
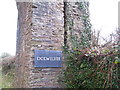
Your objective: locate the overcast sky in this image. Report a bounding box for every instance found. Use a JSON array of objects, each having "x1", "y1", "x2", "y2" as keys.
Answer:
[
  {"x1": 0, "y1": 0, "x2": 119, "y2": 55},
  {"x1": 89, "y1": 0, "x2": 119, "y2": 44},
  {"x1": 0, "y1": 0, "x2": 18, "y2": 56}
]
